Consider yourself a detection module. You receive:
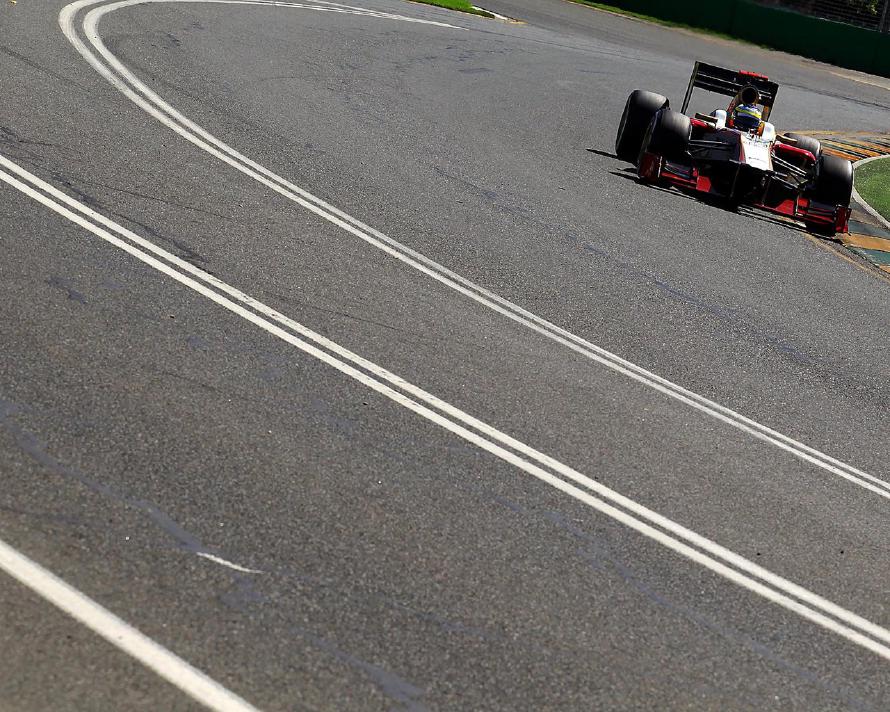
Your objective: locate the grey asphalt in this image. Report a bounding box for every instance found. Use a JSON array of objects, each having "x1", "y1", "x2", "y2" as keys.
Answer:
[{"x1": 1, "y1": 0, "x2": 890, "y2": 709}]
